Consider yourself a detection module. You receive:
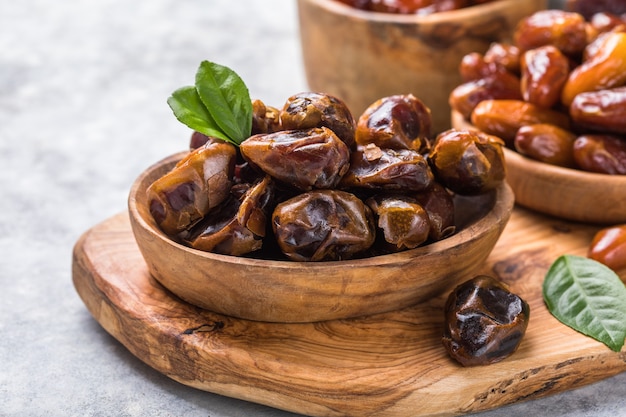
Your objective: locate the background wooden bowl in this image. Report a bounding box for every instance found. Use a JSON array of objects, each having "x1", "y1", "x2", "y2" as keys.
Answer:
[
  {"x1": 452, "y1": 110, "x2": 626, "y2": 225},
  {"x1": 128, "y1": 152, "x2": 515, "y2": 323},
  {"x1": 297, "y1": 0, "x2": 547, "y2": 135}
]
